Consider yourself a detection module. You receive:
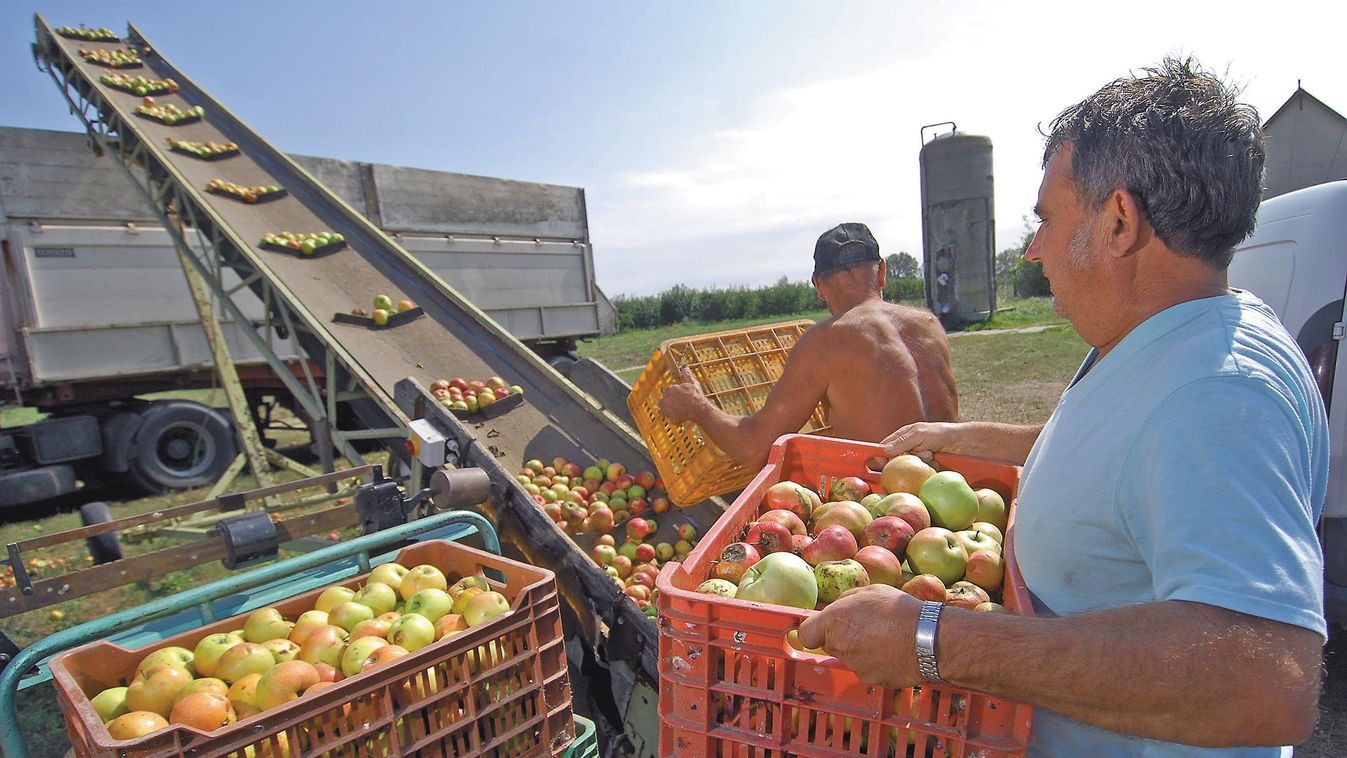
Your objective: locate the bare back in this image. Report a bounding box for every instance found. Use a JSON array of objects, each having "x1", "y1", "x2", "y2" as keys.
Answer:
[{"x1": 811, "y1": 300, "x2": 958, "y2": 441}]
